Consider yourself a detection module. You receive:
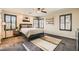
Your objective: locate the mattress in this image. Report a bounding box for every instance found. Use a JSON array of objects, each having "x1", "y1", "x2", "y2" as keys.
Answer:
[{"x1": 20, "y1": 28, "x2": 44, "y2": 38}]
